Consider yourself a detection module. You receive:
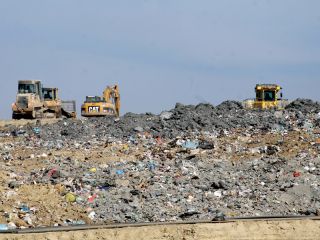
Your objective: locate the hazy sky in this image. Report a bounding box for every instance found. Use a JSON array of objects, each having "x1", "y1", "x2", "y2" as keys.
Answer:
[{"x1": 1, "y1": 0, "x2": 320, "y2": 118}]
